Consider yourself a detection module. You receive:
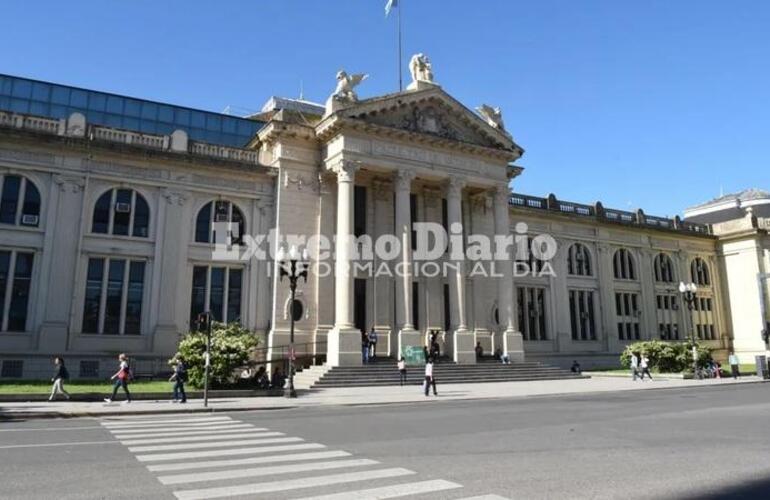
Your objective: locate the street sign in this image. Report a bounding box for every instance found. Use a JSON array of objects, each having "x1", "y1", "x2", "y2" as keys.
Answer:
[{"x1": 401, "y1": 345, "x2": 425, "y2": 366}]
